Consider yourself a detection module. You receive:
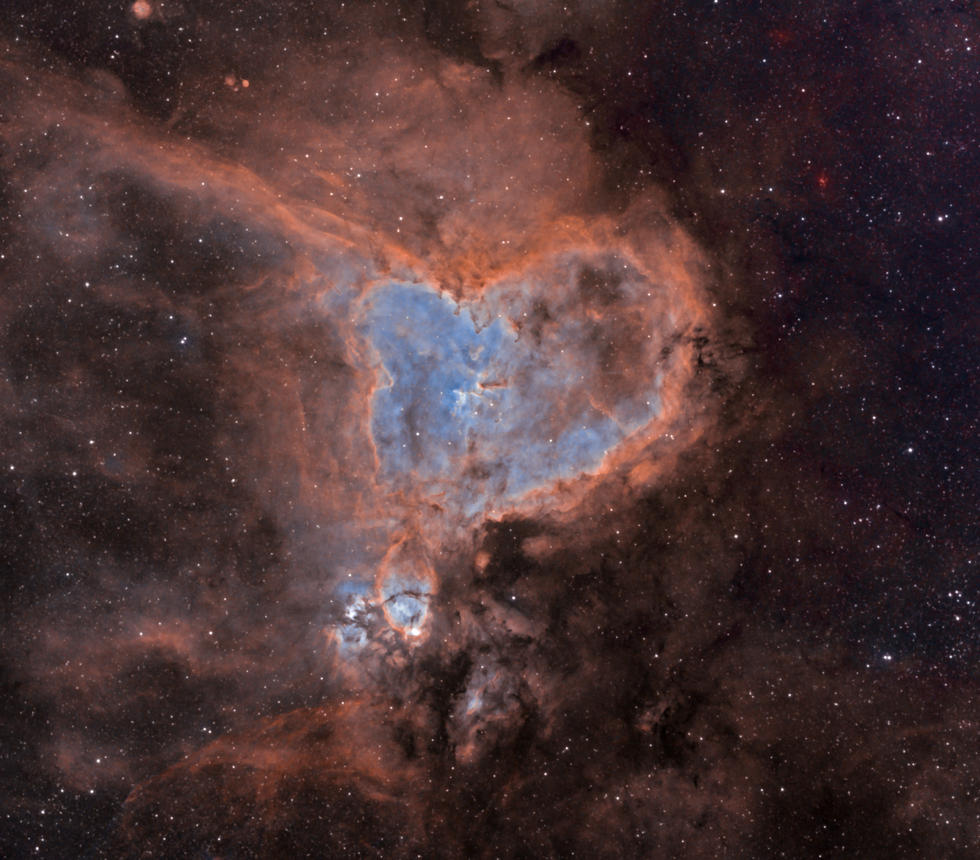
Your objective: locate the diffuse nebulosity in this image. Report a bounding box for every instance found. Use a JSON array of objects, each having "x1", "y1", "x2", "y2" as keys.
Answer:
[
  {"x1": 0, "y1": 28, "x2": 727, "y2": 854},
  {"x1": 2, "y1": 1, "x2": 977, "y2": 858},
  {"x1": 357, "y1": 252, "x2": 697, "y2": 521}
]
